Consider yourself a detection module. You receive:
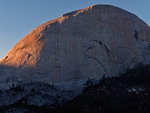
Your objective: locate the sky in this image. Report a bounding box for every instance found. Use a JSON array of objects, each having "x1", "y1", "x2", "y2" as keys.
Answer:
[{"x1": 0, "y1": 0, "x2": 150, "y2": 59}]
